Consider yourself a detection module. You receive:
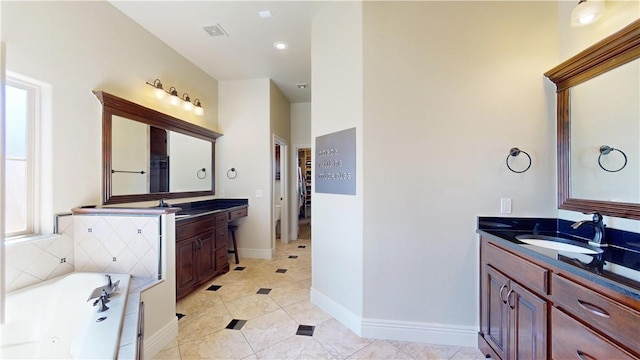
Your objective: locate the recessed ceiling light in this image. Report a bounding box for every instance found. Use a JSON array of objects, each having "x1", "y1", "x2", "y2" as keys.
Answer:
[
  {"x1": 273, "y1": 41, "x2": 288, "y2": 50},
  {"x1": 258, "y1": 10, "x2": 273, "y2": 18},
  {"x1": 296, "y1": 83, "x2": 308, "y2": 89}
]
